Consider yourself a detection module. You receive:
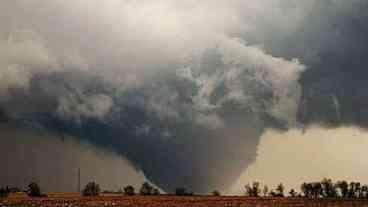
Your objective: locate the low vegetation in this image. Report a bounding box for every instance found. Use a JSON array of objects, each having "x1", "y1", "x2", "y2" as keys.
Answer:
[
  {"x1": 139, "y1": 182, "x2": 153, "y2": 196},
  {"x1": 241, "y1": 178, "x2": 368, "y2": 199},
  {"x1": 2, "y1": 178, "x2": 368, "y2": 207},
  {"x1": 2, "y1": 195, "x2": 368, "y2": 207},
  {"x1": 139, "y1": 182, "x2": 160, "y2": 196},
  {"x1": 27, "y1": 182, "x2": 42, "y2": 197},
  {"x1": 300, "y1": 178, "x2": 368, "y2": 199},
  {"x1": 212, "y1": 190, "x2": 221, "y2": 196},
  {"x1": 124, "y1": 185, "x2": 135, "y2": 196},
  {"x1": 82, "y1": 181, "x2": 100, "y2": 196},
  {"x1": 0, "y1": 187, "x2": 9, "y2": 198}
]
